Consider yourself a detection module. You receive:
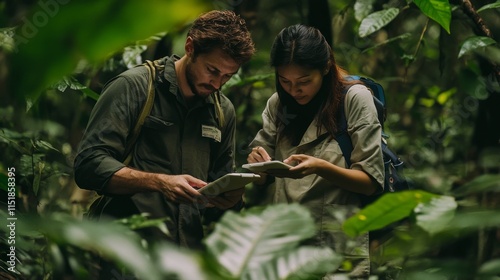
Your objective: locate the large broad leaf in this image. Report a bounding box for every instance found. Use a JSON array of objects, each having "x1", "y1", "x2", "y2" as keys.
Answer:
[
  {"x1": 343, "y1": 190, "x2": 438, "y2": 237},
  {"x1": 477, "y1": 1, "x2": 500, "y2": 13},
  {"x1": 242, "y1": 247, "x2": 342, "y2": 280},
  {"x1": 154, "y1": 243, "x2": 208, "y2": 280},
  {"x1": 204, "y1": 204, "x2": 338, "y2": 279},
  {"x1": 414, "y1": 196, "x2": 457, "y2": 235},
  {"x1": 358, "y1": 8, "x2": 399, "y2": 38},
  {"x1": 478, "y1": 259, "x2": 500, "y2": 276},
  {"x1": 17, "y1": 215, "x2": 163, "y2": 280},
  {"x1": 443, "y1": 210, "x2": 500, "y2": 233},
  {"x1": 10, "y1": 0, "x2": 207, "y2": 99},
  {"x1": 452, "y1": 174, "x2": 500, "y2": 197},
  {"x1": 413, "y1": 0, "x2": 451, "y2": 33},
  {"x1": 458, "y1": 36, "x2": 497, "y2": 58}
]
